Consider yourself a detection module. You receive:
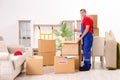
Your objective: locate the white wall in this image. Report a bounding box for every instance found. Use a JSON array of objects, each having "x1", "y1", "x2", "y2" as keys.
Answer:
[{"x1": 0, "y1": 0, "x2": 120, "y2": 45}]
